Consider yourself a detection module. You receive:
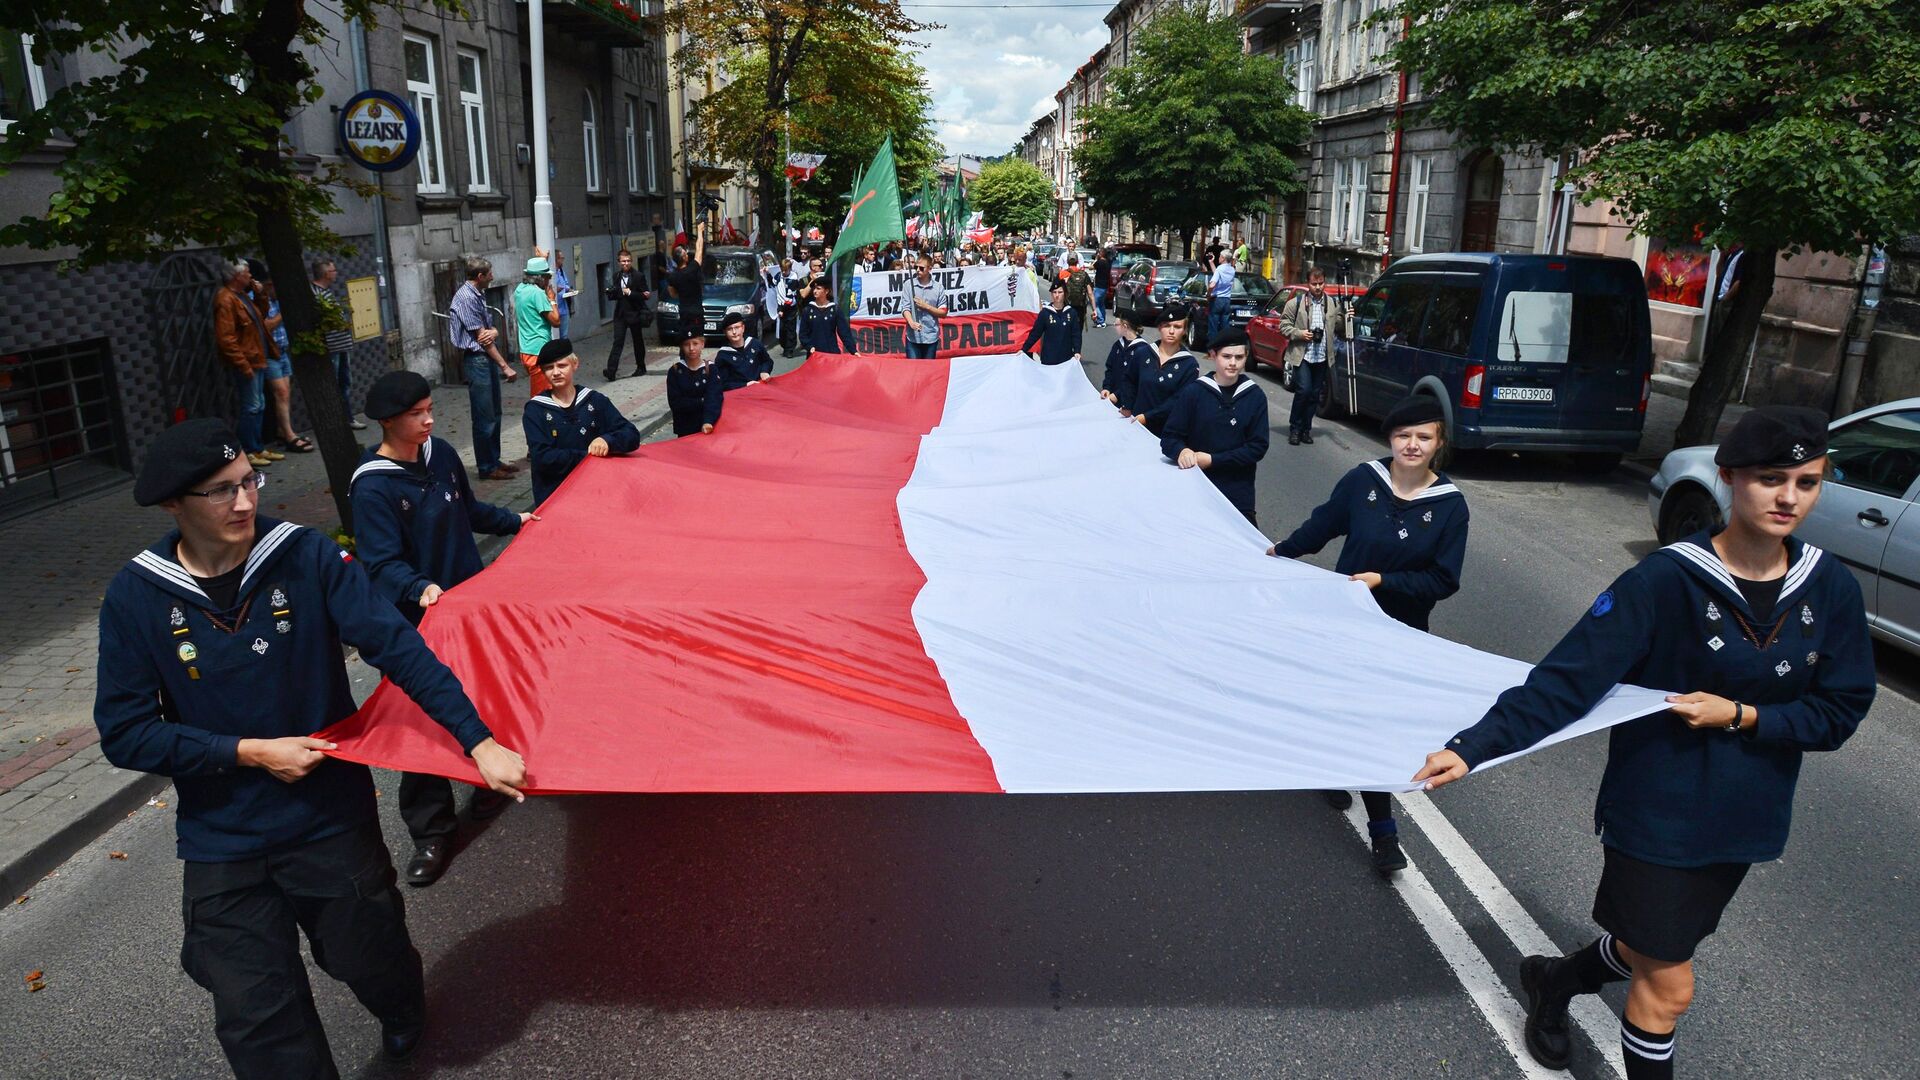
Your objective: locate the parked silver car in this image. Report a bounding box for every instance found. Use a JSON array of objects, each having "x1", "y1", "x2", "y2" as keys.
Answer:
[{"x1": 1649, "y1": 398, "x2": 1920, "y2": 652}]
